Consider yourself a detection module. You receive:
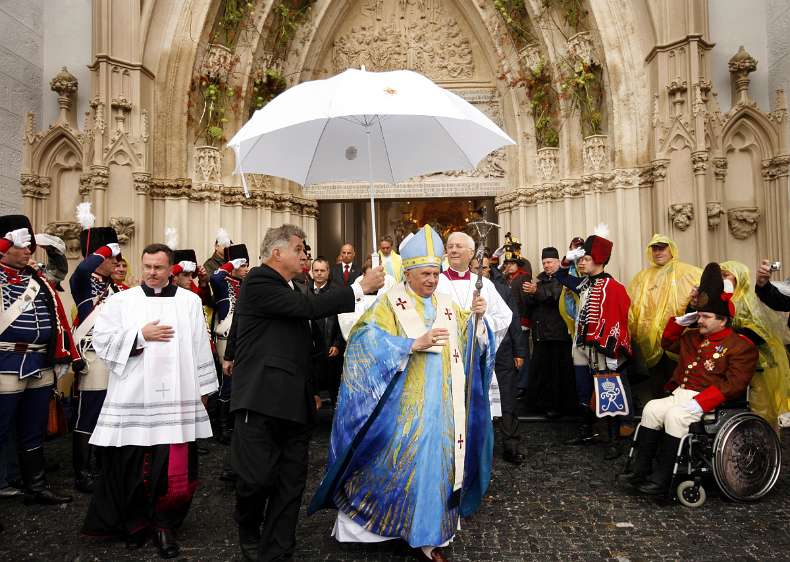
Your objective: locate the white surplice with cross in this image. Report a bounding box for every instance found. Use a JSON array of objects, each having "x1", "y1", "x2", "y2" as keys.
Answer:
[
  {"x1": 436, "y1": 269, "x2": 511, "y2": 350},
  {"x1": 89, "y1": 286, "x2": 218, "y2": 447}
]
